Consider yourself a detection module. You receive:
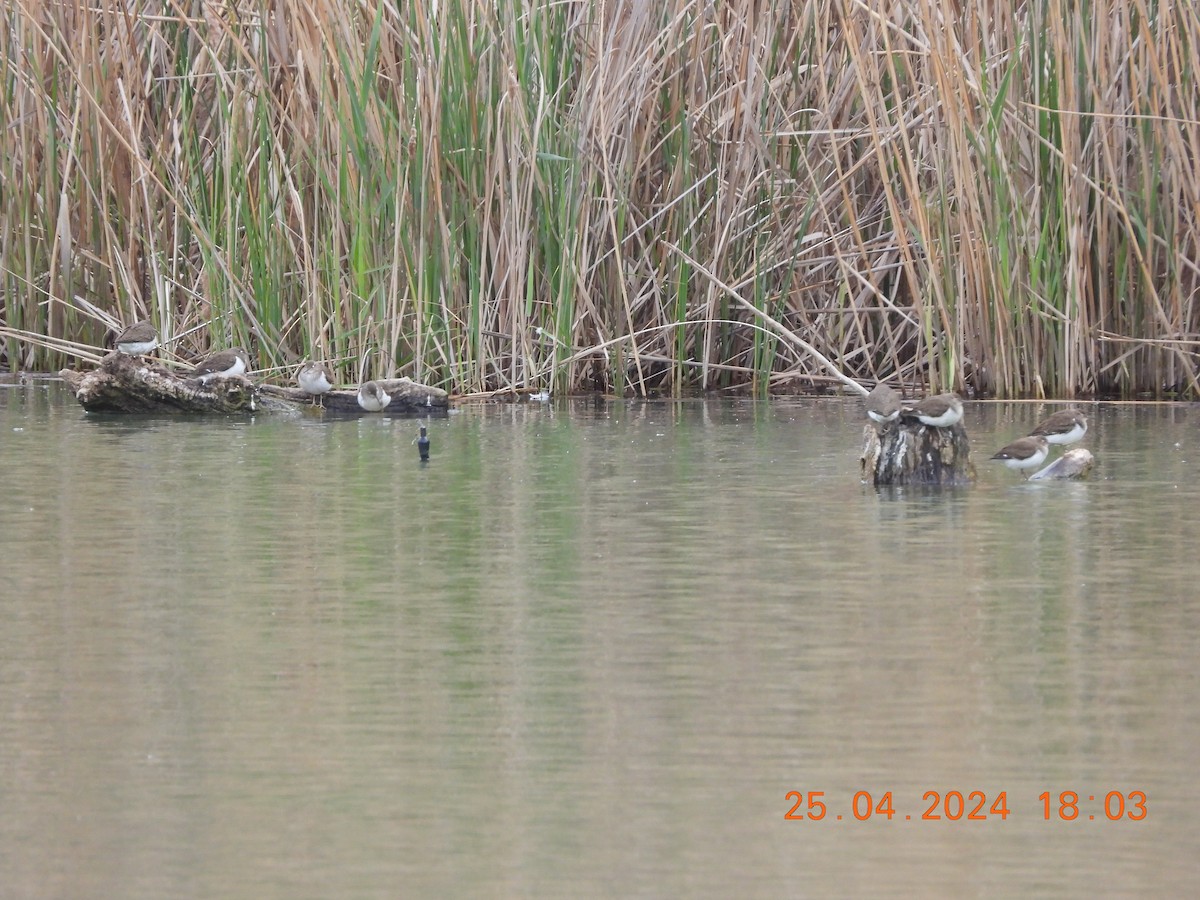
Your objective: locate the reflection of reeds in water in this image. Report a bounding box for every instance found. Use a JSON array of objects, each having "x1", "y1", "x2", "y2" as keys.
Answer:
[{"x1": 1, "y1": 2, "x2": 1198, "y2": 399}]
